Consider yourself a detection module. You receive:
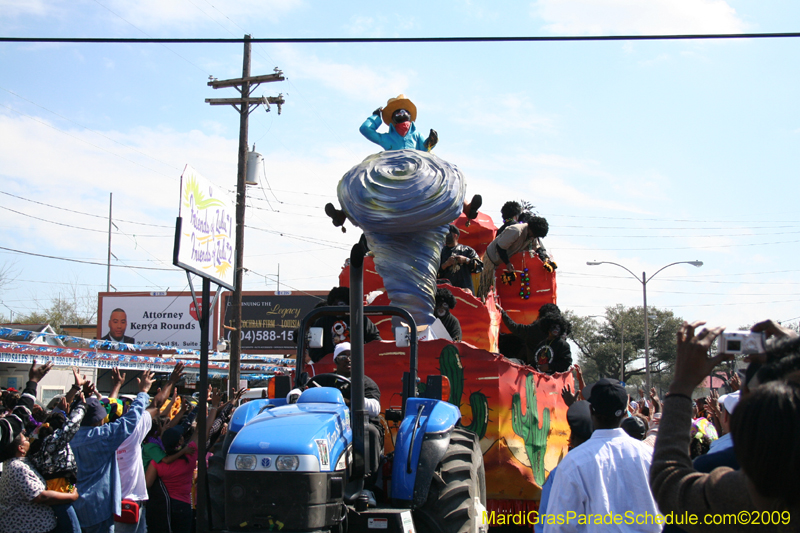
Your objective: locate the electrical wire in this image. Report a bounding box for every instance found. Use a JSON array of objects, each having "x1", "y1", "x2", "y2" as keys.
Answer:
[
  {"x1": 558, "y1": 238, "x2": 800, "y2": 250},
  {"x1": 0, "y1": 191, "x2": 172, "y2": 228},
  {"x1": 0, "y1": 245, "x2": 178, "y2": 271},
  {"x1": 4, "y1": 32, "x2": 800, "y2": 44},
  {"x1": 90, "y1": 0, "x2": 211, "y2": 75},
  {"x1": 0, "y1": 204, "x2": 171, "y2": 237},
  {"x1": 244, "y1": 225, "x2": 350, "y2": 250}
]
